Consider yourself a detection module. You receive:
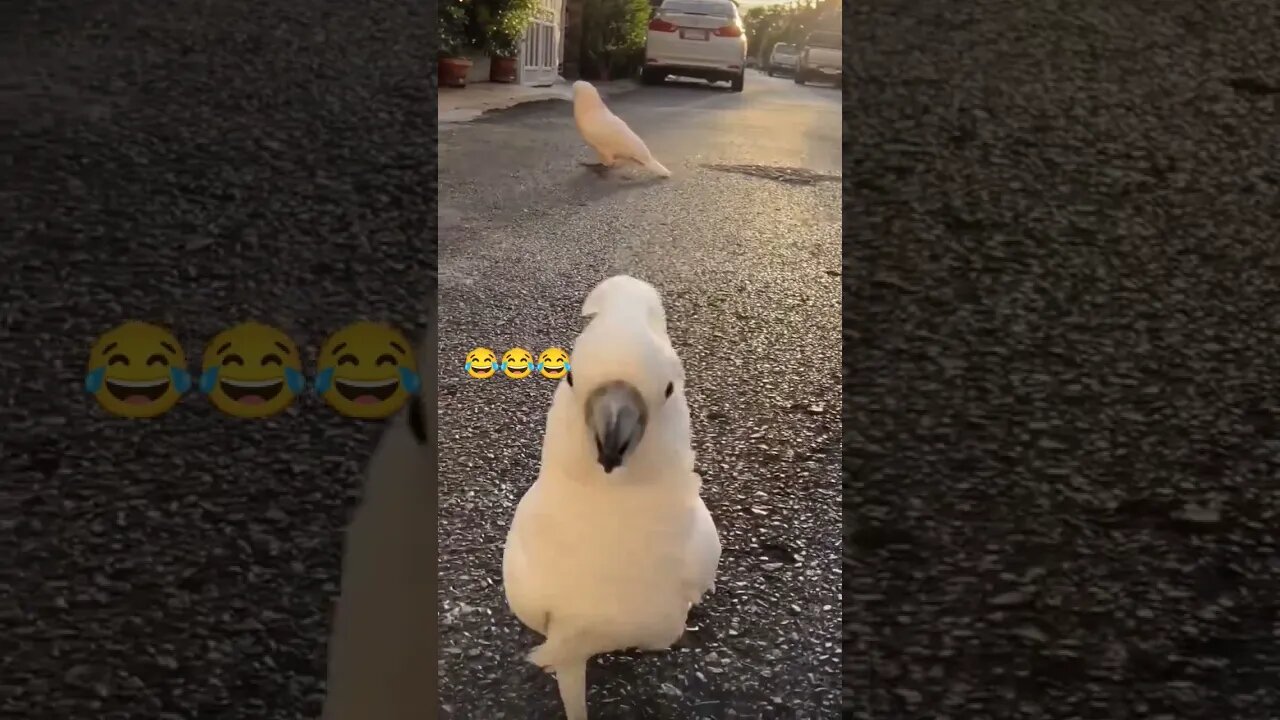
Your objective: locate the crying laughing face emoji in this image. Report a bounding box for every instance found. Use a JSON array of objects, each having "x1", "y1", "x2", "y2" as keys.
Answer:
[
  {"x1": 536, "y1": 347, "x2": 570, "y2": 380},
  {"x1": 465, "y1": 347, "x2": 497, "y2": 379},
  {"x1": 315, "y1": 321, "x2": 420, "y2": 419},
  {"x1": 199, "y1": 322, "x2": 305, "y2": 419},
  {"x1": 501, "y1": 347, "x2": 534, "y2": 379},
  {"x1": 85, "y1": 321, "x2": 190, "y2": 418}
]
